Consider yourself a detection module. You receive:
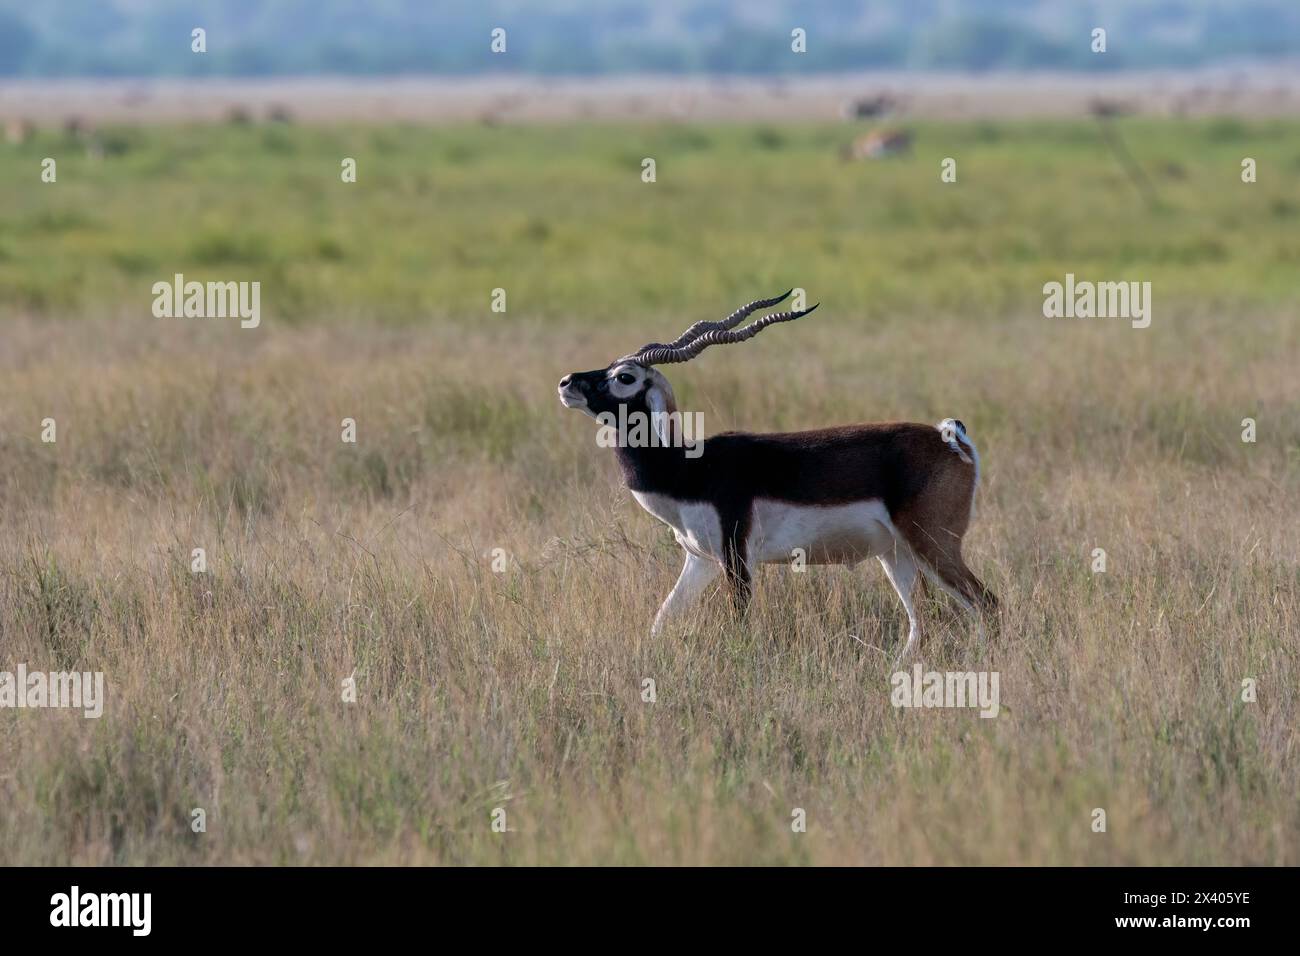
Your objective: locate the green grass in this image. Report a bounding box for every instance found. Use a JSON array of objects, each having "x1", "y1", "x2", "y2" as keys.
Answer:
[{"x1": 2, "y1": 119, "x2": 1298, "y2": 322}]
